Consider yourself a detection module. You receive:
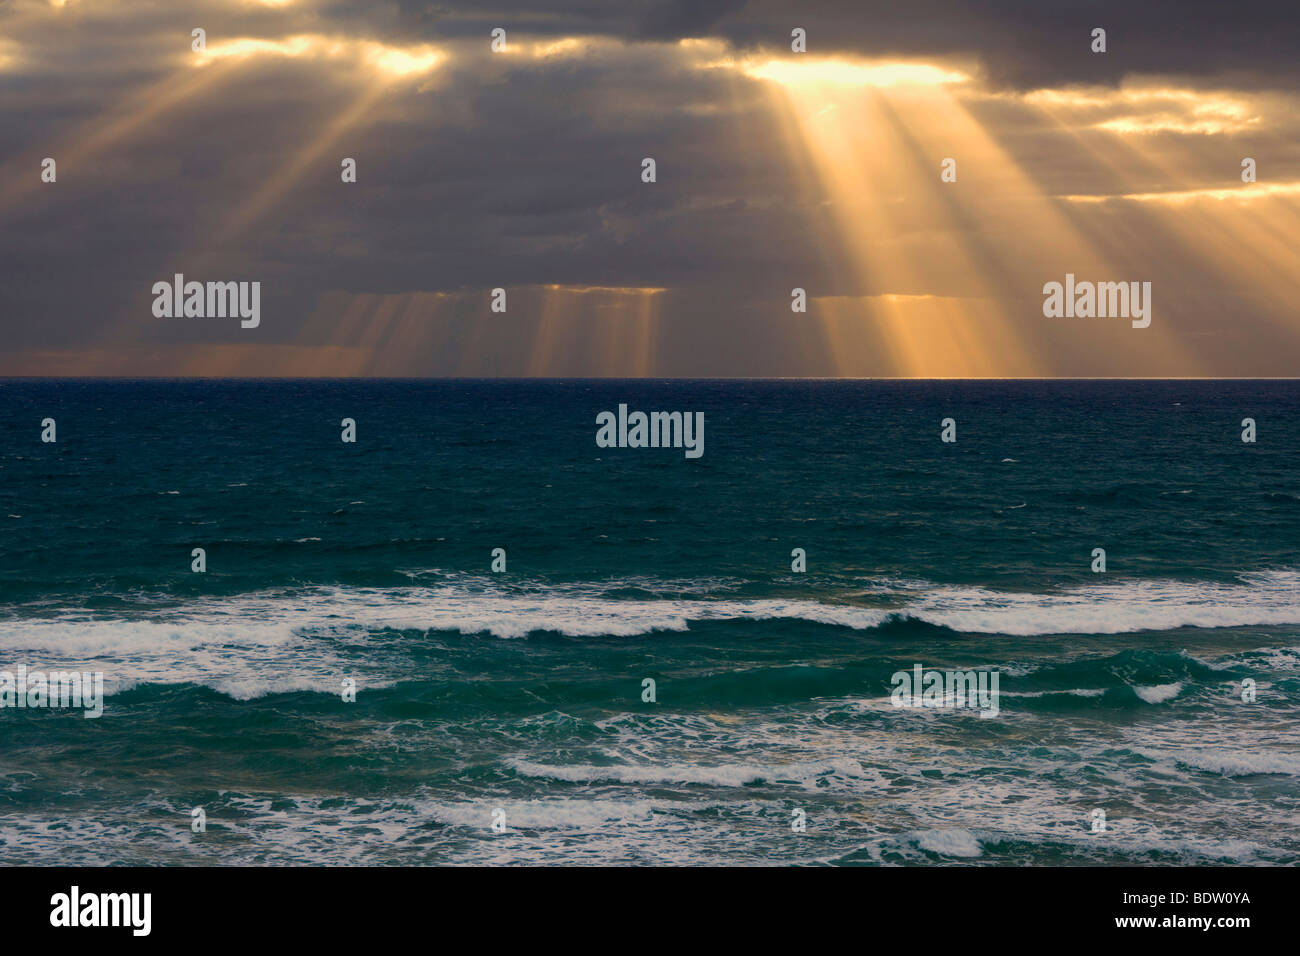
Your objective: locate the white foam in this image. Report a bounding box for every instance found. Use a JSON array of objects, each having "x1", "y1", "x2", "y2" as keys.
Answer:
[
  {"x1": 424, "y1": 798, "x2": 659, "y2": 830},
  {"x1": 1132, "y1": 682, "x2": 1183, "y2": 704},
  {"x1": 912, "y1": 828, "x2": 983, "y2": 858},
  {"x1": 1200, "y1": 646, "x2": 1300, "y2": 672},
  {"x1": 1142, "y1": 749, "x2": 1300, "y2": 777},
  {"x1": 0, "y1": 585, "x2": 890, "y2": 650},
  {"x1": 2, "y1": 569, "x2": 1299, "y2": 700},
  {"x1": 508, "y1": 756, "x2": 874, "y2": 789},
  {"x1": 904, "y1": 569, "x2": 1300, "y2": 635}
]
